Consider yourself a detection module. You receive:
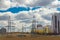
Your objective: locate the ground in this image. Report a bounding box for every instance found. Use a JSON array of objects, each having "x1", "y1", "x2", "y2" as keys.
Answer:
[{"x1": 0, "y1": 33, "x2": 60, "y2": 40}]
